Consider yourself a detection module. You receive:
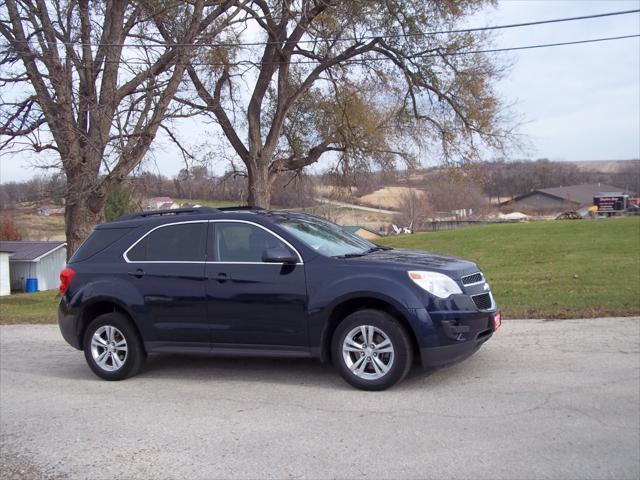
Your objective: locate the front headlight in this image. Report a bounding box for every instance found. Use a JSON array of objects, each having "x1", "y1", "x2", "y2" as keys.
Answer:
[{"x1": 408, "y1": 271, "x2": 462, "y2": 298}]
